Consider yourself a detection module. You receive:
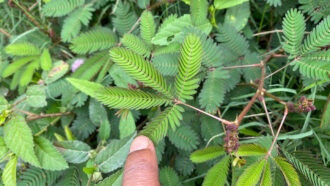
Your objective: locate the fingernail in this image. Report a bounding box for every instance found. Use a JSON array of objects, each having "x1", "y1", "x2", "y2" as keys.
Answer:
[{"x1": 129, "y1": 136, "x2": 150, "y2": 153}]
